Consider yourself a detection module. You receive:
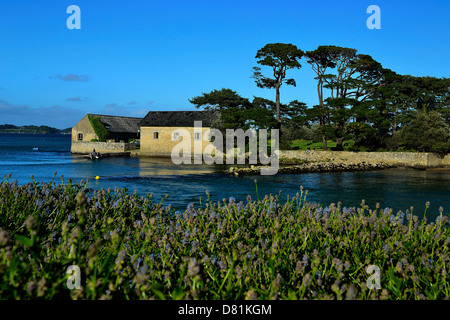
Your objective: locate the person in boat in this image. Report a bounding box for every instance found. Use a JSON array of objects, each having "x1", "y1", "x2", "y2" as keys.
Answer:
[{"x1": 90, "y1": 148, "x2": 101, "y2": 159}]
